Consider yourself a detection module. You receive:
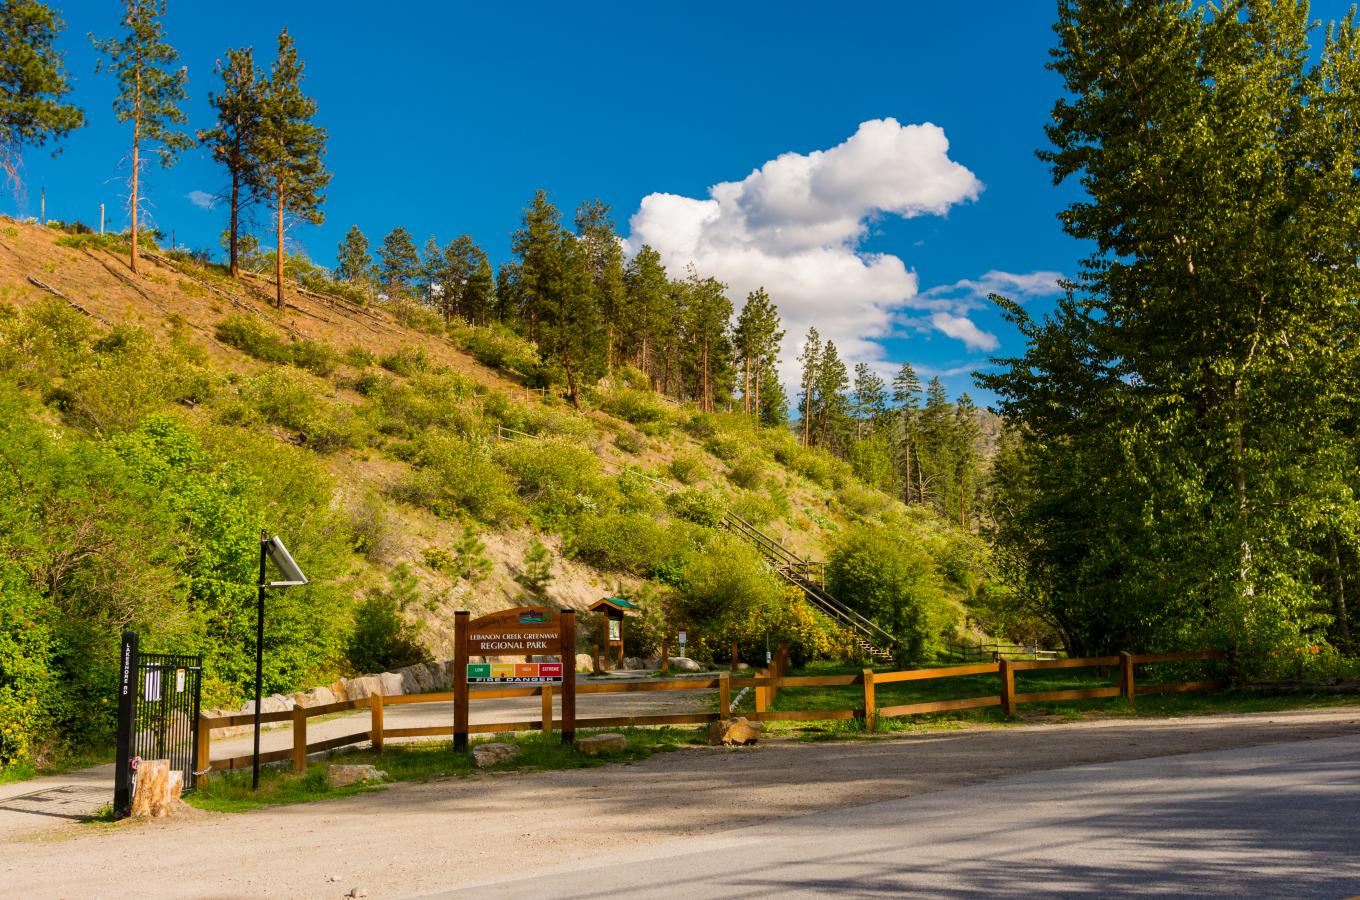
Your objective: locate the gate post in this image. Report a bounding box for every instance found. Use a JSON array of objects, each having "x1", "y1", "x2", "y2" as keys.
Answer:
[
  {"x1": 862, "y1": 669, "x2": 877, "y2": 733},
  {"x1": 114, "y1": 631, "x2": 139, "y2": 819},
  {"x1": 1119, "y1": 651, "x2": 1136, "y2": 704},
  {"x1": 453, "y1": 611, "x2": 469, "y2": 751},
  {"x1": 560, "y1": 610, "x2": 576, "y2": 745},
  {"x1": 999, "y1": 657, "x2": 1017, "y2": 717}
]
